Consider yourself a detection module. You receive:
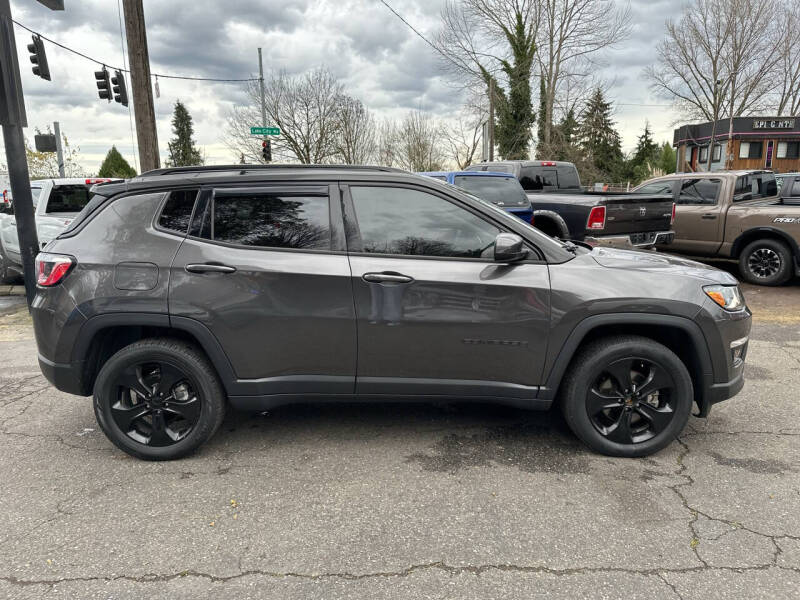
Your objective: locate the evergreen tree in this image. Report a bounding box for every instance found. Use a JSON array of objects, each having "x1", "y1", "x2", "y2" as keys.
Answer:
[
  {"x1": 626, "y1": 121, "x2": 661, "y2": 183},
  {"x1": 536, "y1": 76, "x2": 547, "y2": 158},
  {"x1": 578, "y1": 89, "x2": 624, "y2": 182},
  {"x1": 658, "y1": 142, "x2": 677, "y2": 174},
  {"x1": 560, "y1": 109, "x2": 578, "y2": 146},
  {"x1": 98, "y1": 146, "x2": 136, "y2": 178},
  {"x1": 166, "y1": 100, "x2": 203, "y2": 167}
]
